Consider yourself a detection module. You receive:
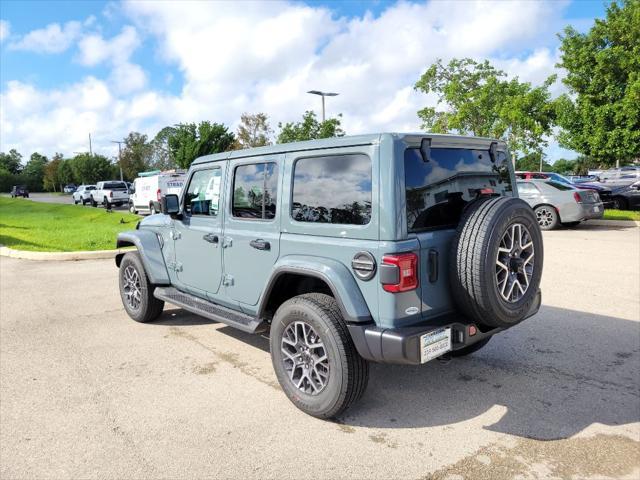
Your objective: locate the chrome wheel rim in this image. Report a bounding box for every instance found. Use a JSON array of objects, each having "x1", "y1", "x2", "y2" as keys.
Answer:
[
  {"x1": 536, "y1": 207, "x2": 554, "y2": 227},
  {"x1": 123, "y1": 265, "x2": 142, "y2": 310},
  {"x1": 281, "y1": 321, "x2": 329, "y2": 395},
  {"x1": 495, "y1": 223, "x2": 535, "y2": 303}
]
